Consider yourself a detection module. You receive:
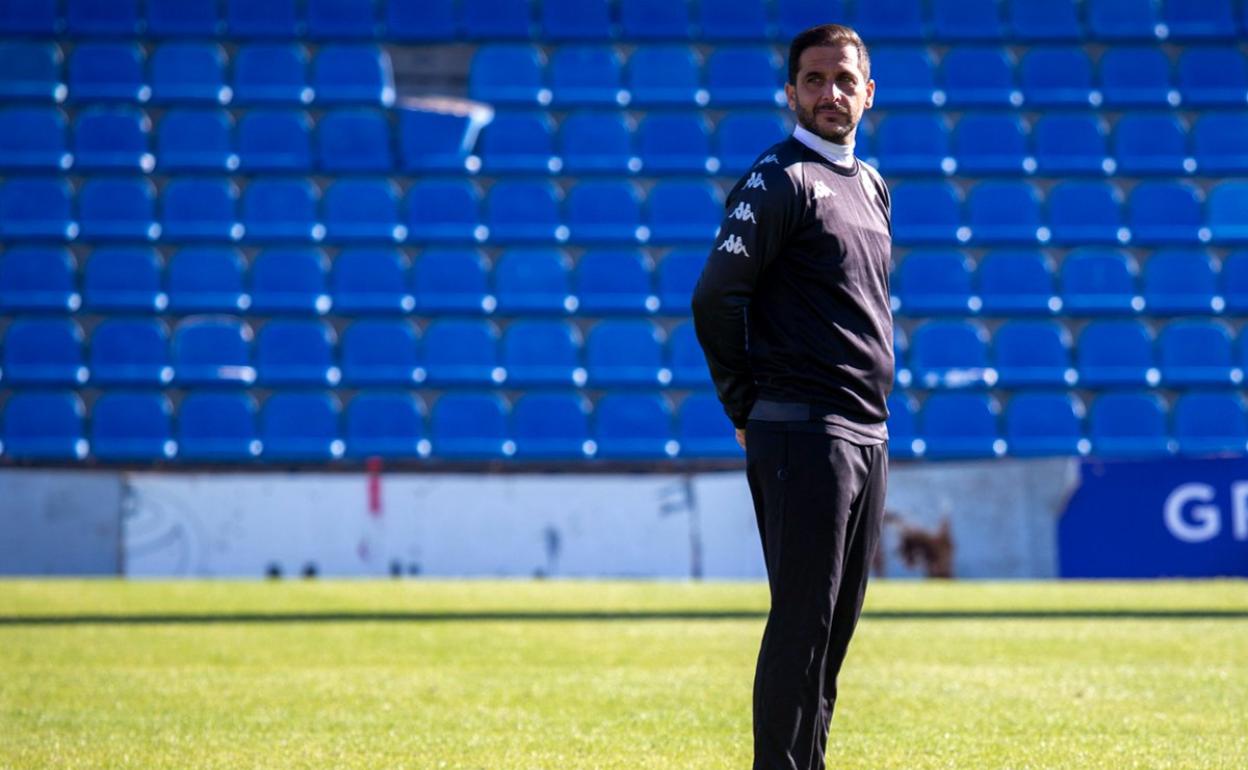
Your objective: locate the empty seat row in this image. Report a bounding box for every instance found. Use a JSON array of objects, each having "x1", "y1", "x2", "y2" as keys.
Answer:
[
  {"x1": 893, "y1": 318, "x2": 1248, "y2": 391},
  {"x1": 0, "y1": 316, "x2": 713, "y2": 389},
  {"x1": 0, "y1": 41, "x2": 393, "y2": 106}
]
